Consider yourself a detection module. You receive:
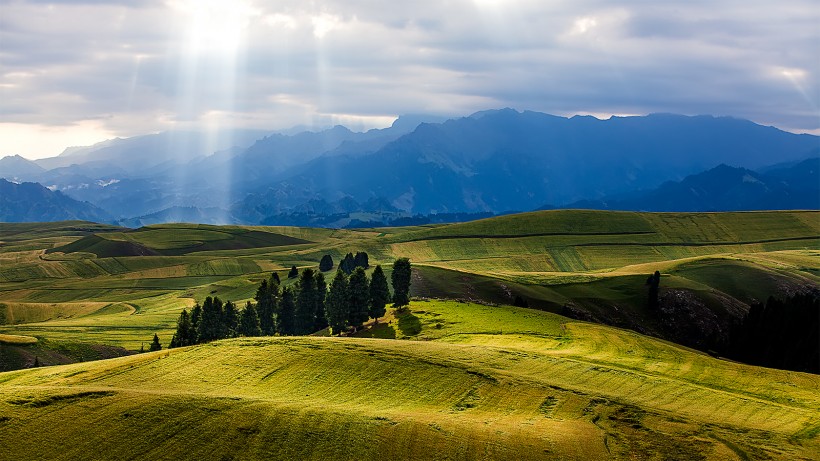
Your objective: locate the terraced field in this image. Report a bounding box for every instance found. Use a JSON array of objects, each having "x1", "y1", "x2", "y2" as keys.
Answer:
[{"x1": 1, "y1": 301, "x2": 817, "y2": 460}]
